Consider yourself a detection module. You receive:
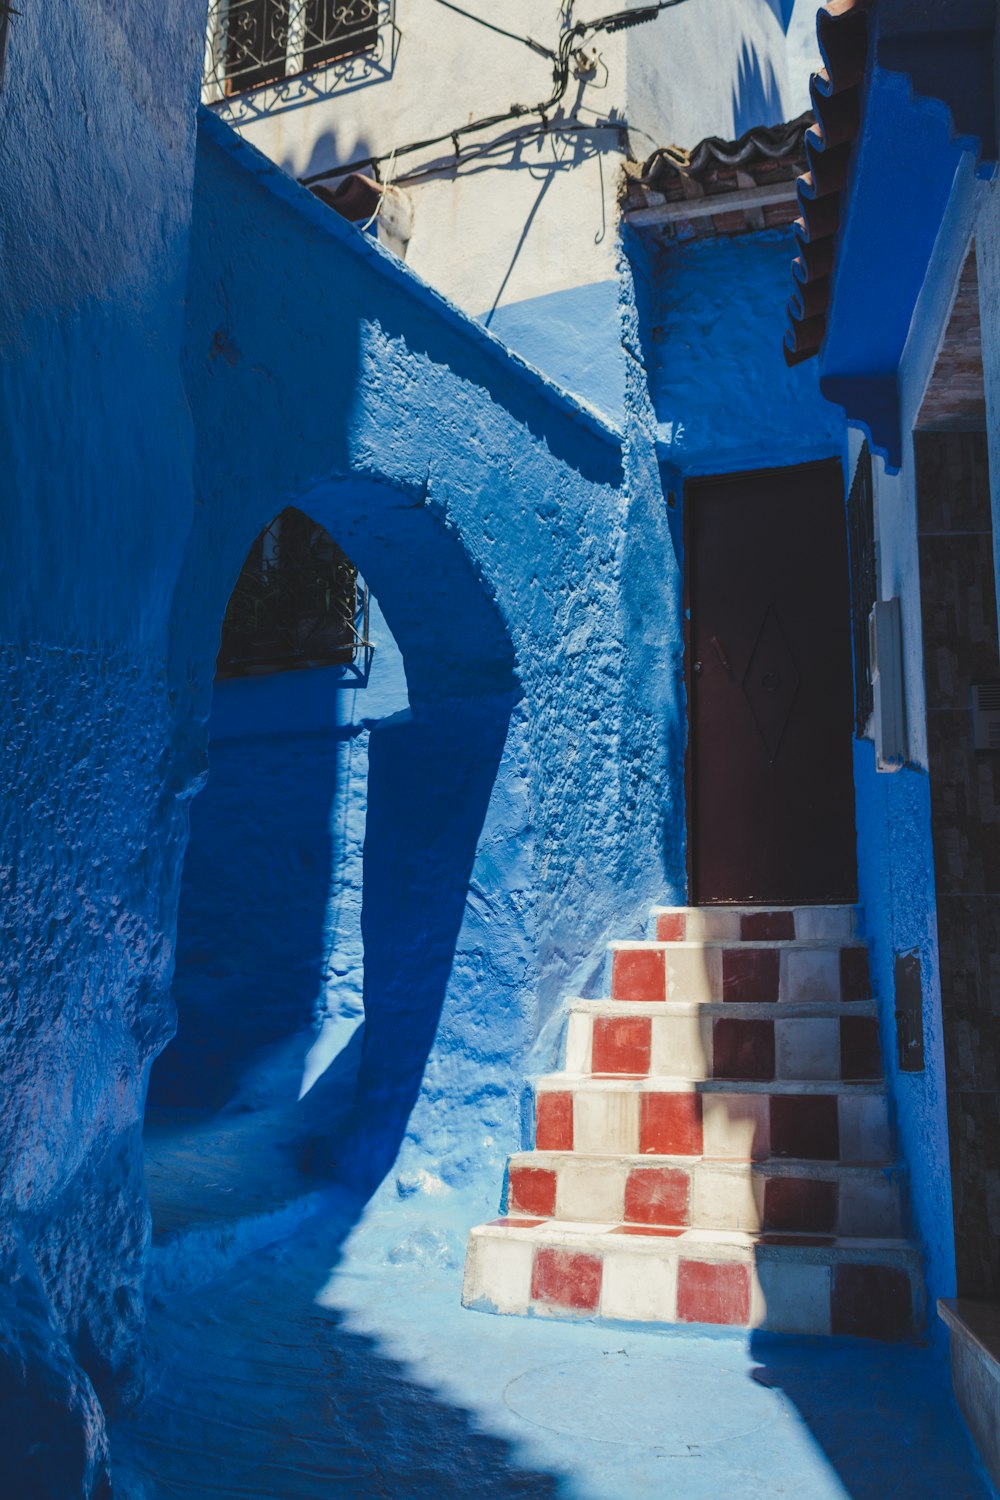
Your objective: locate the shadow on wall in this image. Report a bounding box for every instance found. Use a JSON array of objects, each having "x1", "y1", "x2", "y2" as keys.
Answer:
[
  {"x1": 159, "y1": 475, "x2": 520, "y2": 1216},
  {"x1": 149, "y1": 704, "x2": 344, "y2": 1111},
  {"x1": 732, "y1": 38, "x2": 784, "y2": 135}
]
